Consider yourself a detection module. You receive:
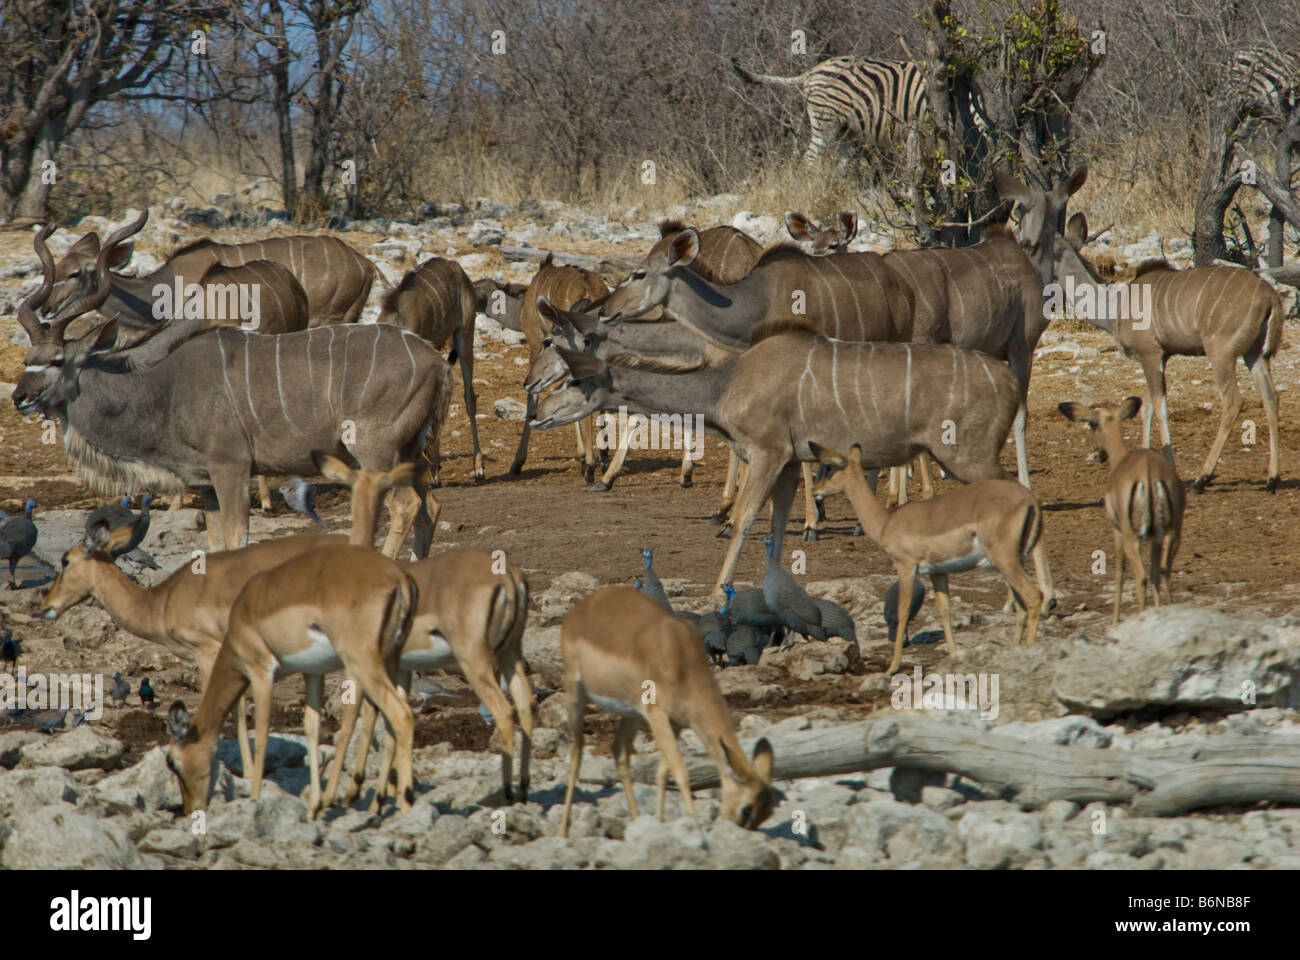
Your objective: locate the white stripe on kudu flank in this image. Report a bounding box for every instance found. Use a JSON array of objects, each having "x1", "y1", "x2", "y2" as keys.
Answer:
[
  {"x1": 361, "y1": 325, "x2": 380, "y2": 402},
  {"x1": 830, "y1": 340, "x2": 846, "y2": 417},
  {"x1": 243, "y1": 336, "x2": 260, "y2": 426},
  {"x1": 275, "y1": 336, "x2": 292, "y2": 425},
  {"x1": 325, "y1": 326, "x2": 335, "y2": 414}
]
